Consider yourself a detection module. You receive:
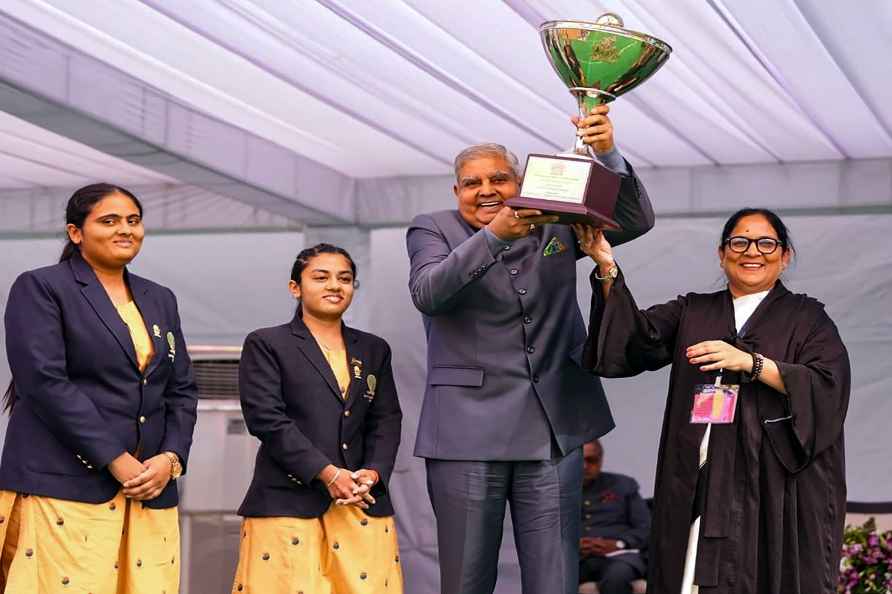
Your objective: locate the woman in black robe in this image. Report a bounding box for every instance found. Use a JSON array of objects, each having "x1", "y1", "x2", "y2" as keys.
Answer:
[{"x1": 574, "y1": 208, "x2": 850, "y2": 594}]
